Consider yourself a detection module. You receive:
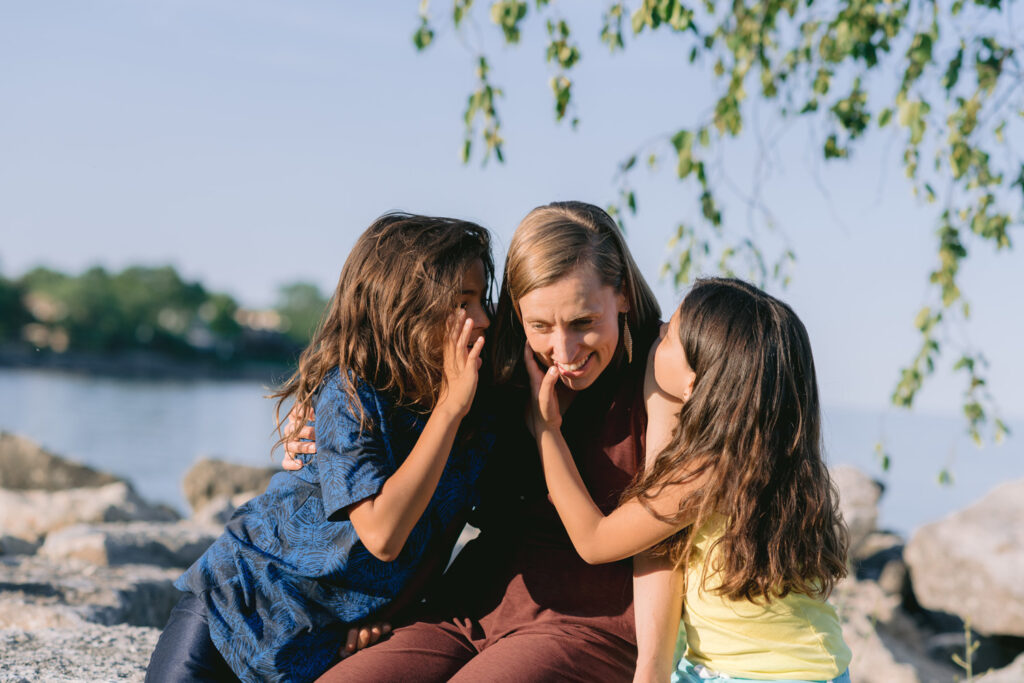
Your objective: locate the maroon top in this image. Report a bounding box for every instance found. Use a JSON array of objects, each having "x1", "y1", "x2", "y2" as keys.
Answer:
[{"x1": 425, "y1": 335, "x2": 651, "y2": 644}]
